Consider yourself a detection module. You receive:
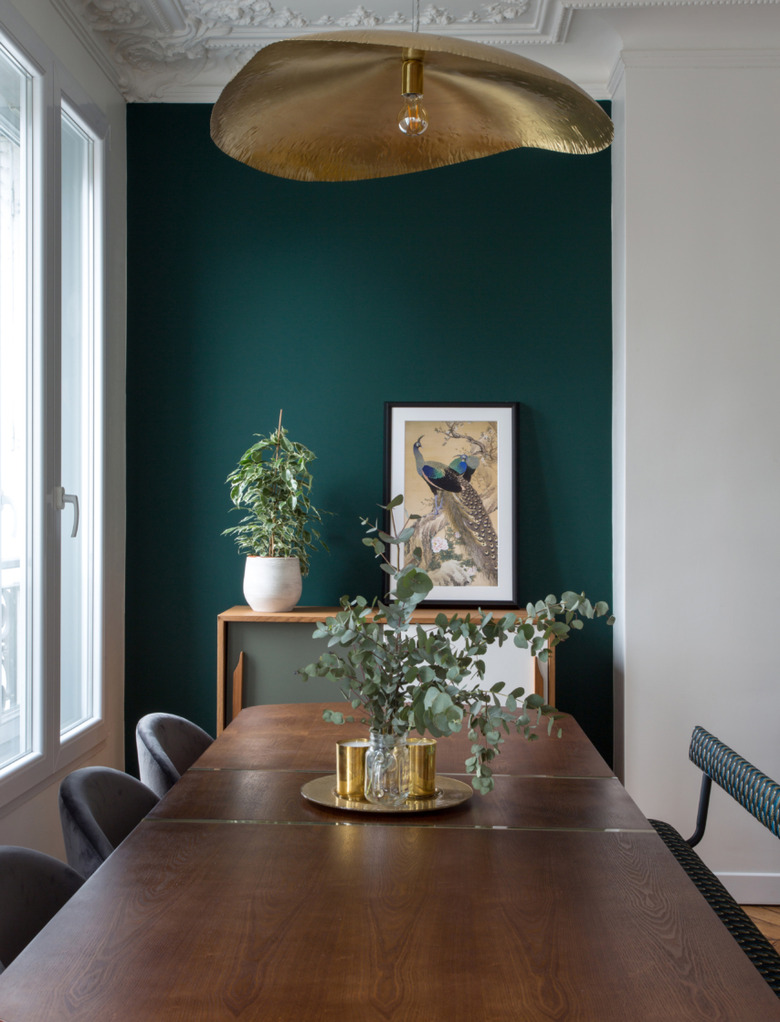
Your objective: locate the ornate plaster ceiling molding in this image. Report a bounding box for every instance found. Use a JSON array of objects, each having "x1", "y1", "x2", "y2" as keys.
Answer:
[
  {"x1": 58, "y1": 0, "x2": 574, "y2": 99},
  {"x1": 55, "y1": 0, "x2": 780, "y2": 101},
  {"x1": 568, "y1": 0, "x2": 780, "y2": 7}
]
